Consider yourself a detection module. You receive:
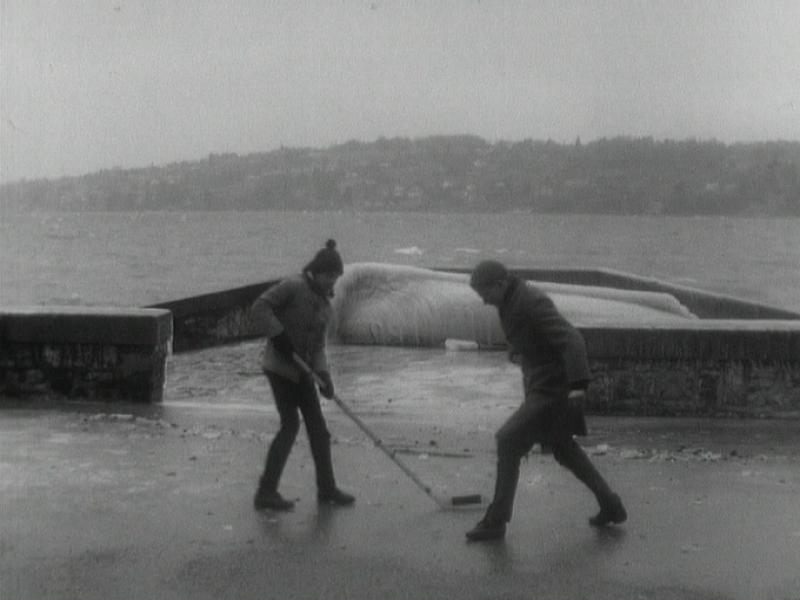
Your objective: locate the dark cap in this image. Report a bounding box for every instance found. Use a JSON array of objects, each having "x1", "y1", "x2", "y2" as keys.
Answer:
[
  {"x1": 470, "y1": 260, "x2": 508, "y2": 288},
  {"x1": 304, "y1": 239, "x2": 344, "y2": 275}
]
